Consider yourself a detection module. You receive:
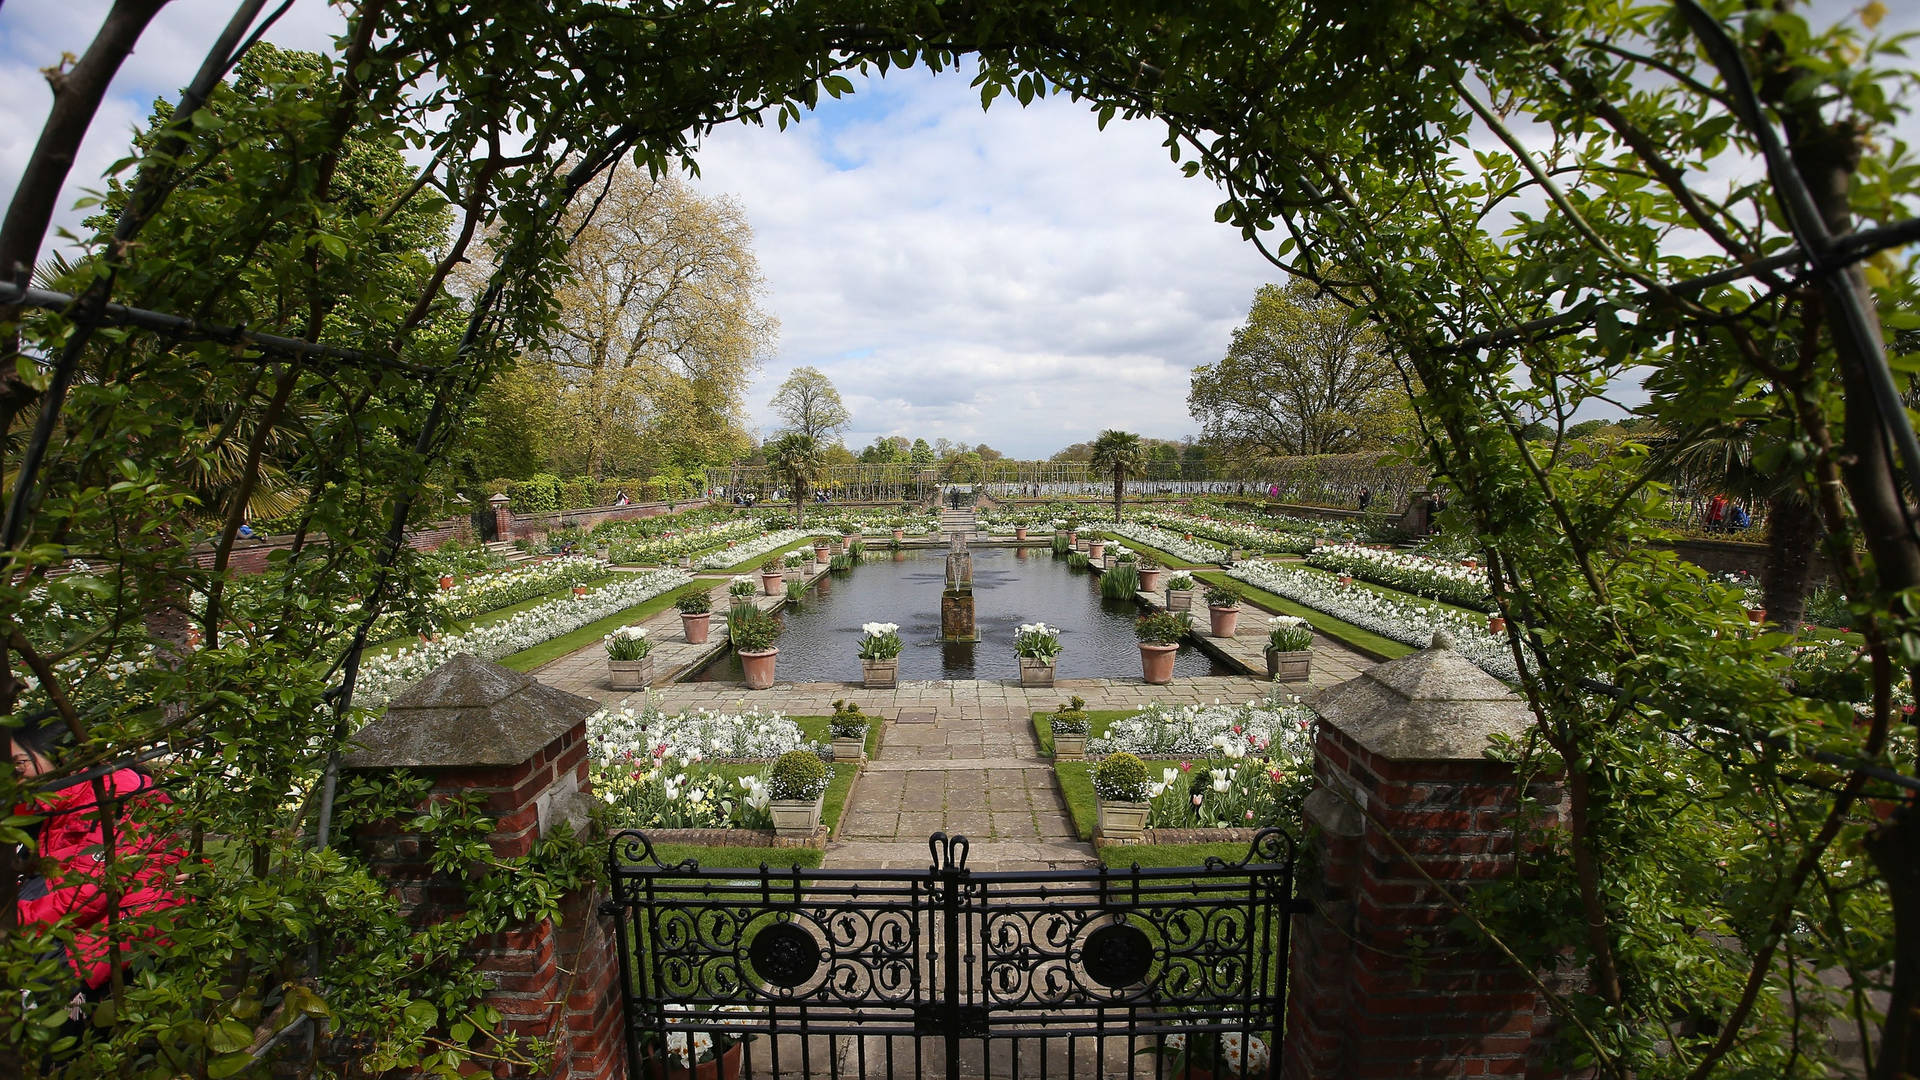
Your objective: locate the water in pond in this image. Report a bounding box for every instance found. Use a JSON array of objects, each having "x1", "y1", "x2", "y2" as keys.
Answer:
[{"x1": 687, "y1": 547, "x2": 1233, "y2": 683}]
